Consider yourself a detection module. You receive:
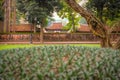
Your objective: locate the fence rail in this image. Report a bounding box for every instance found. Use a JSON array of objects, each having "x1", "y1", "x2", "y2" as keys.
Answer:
[{"x1": 0, "y1": 33, "x2": 120, "y2": 42}]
